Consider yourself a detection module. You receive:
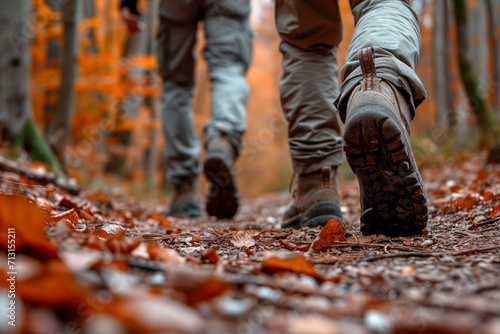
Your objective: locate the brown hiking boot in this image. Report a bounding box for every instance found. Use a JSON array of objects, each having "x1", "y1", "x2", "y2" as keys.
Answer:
[
  {"x1": 166, "y1": 177, "x2": 202, "y2": 217},
  {"x1": 203, "y1": 135, "x2": 239, "y2": 219},
  {"x1": 282, "y1": 166, "x2": 344, "y2": 228},
  {"x1": 341, "y1": 47, "x2": 428, "y2": 236}
]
